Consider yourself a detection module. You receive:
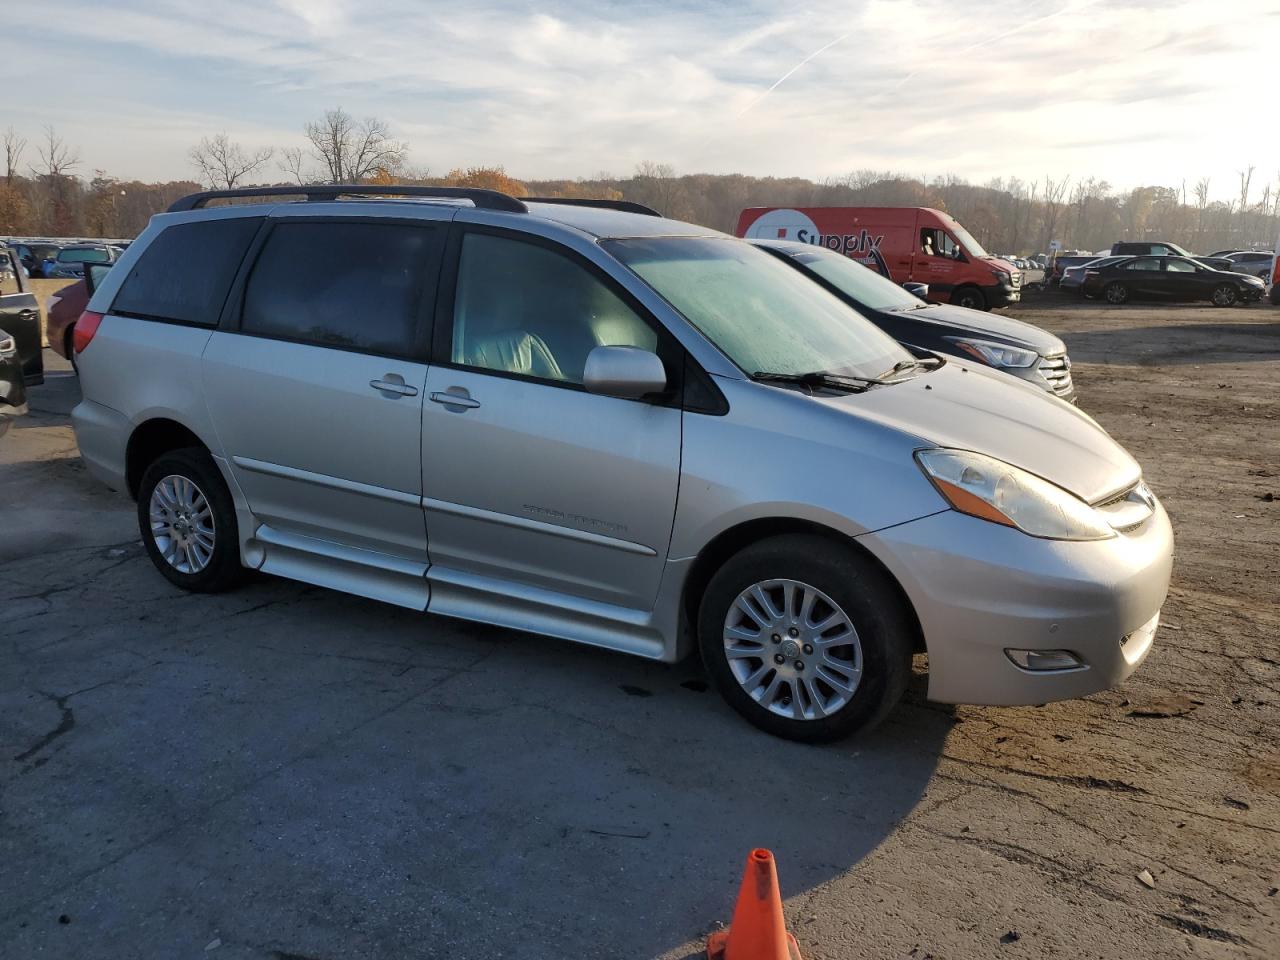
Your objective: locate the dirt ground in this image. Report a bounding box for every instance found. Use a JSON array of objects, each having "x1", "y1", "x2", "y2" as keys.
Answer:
[{"x1": 0, "y1": 294, "x2": 1277, "y2": 959}]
